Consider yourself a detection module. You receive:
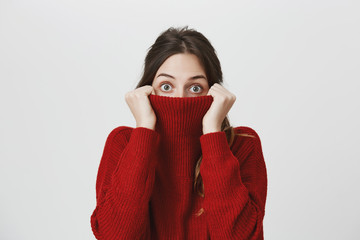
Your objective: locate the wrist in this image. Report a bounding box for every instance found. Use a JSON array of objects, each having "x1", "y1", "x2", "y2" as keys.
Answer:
[
  {"x1": 202, "y1": 126, "x2": 221, "y2": 135},
  {"x1": 137, "y1": 122, "x2": 156, "y2": 130}
]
